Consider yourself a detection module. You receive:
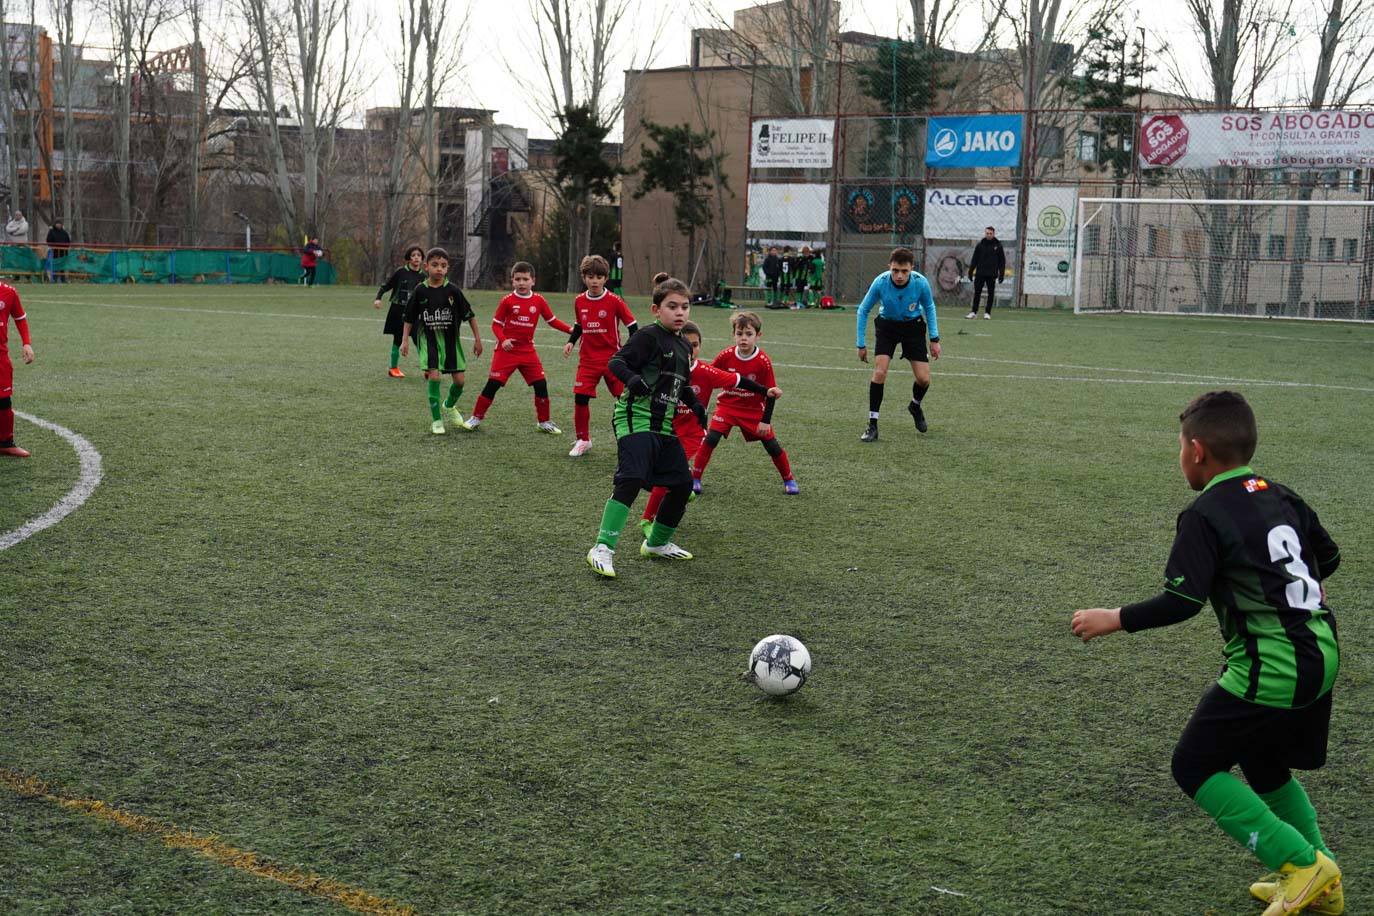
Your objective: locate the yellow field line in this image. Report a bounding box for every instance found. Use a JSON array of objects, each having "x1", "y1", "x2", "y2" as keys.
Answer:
[{"x1": 0, "y1": 768, "x2": 416, "y2": 915}]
